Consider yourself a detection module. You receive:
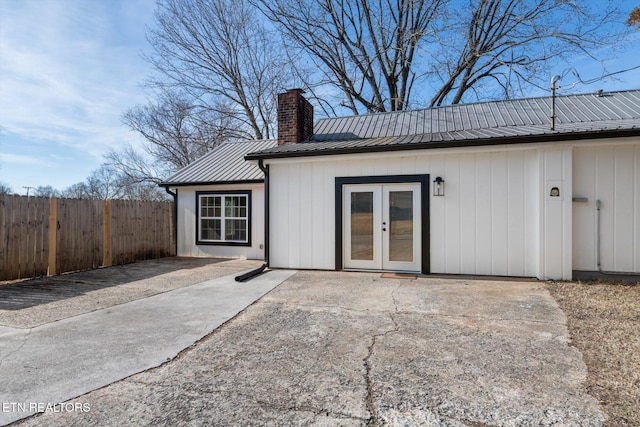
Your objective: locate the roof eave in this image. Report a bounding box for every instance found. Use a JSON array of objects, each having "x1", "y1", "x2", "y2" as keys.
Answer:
[
  {"x1": 159, "y1": 179, "x2": 264, "y2": 188},
  {"x1": 244, "y1": 128, "x2": 640, "y2": 160}
]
